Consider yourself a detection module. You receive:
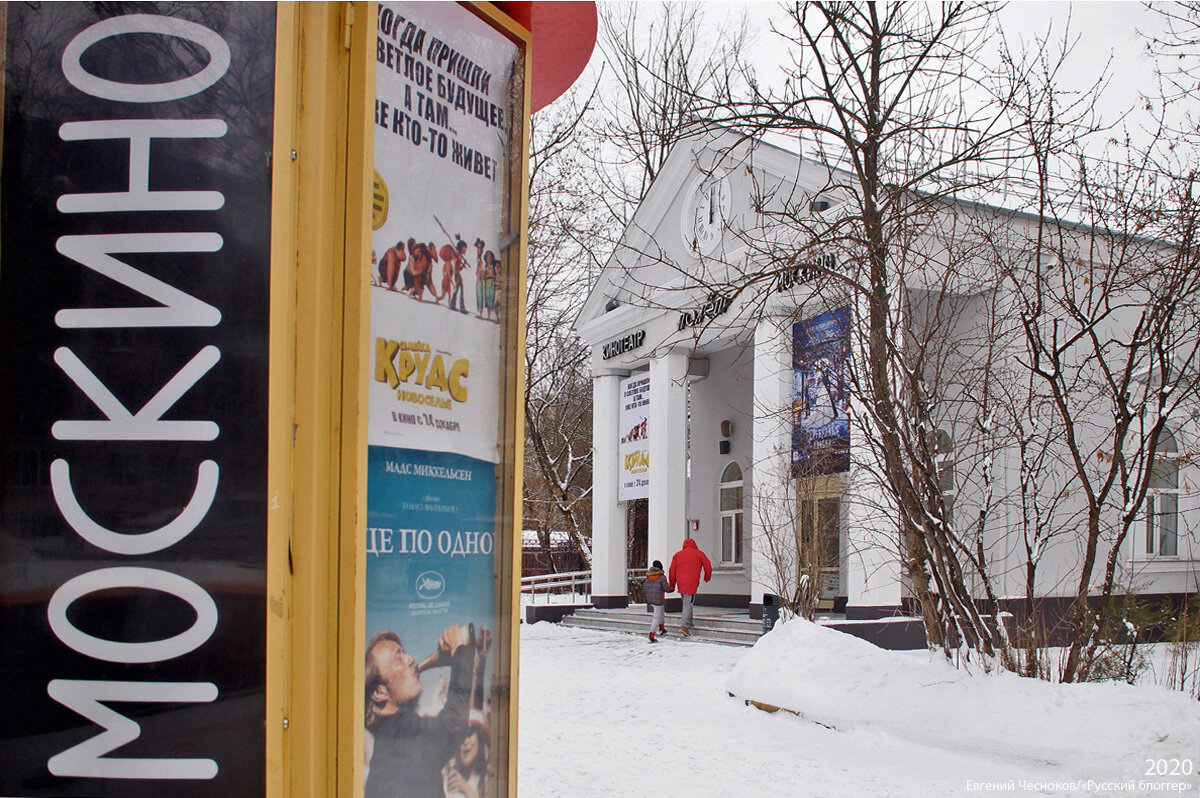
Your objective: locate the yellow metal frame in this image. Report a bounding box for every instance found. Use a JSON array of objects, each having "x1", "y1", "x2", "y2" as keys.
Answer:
[
  {"x1": 267, "y1": 2, "x2": 529, "y2": 796},
  {"x1": 268, "y1": 3, "x2": 374, "y2": 796}
]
